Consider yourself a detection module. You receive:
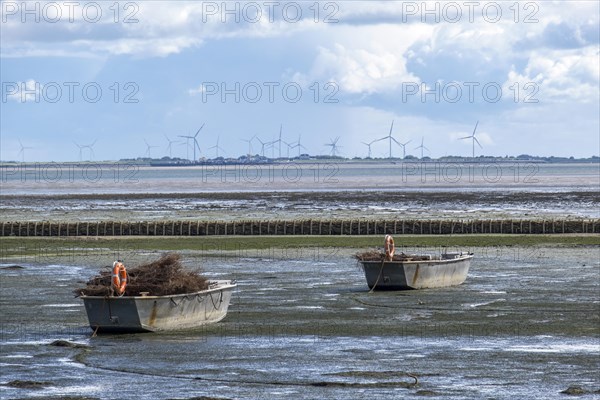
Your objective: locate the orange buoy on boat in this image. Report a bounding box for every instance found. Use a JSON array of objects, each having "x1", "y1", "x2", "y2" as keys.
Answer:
[
  {"x1": 384, "y1": 235, "x2": 395, "y2": 261},
  {"x1": 112, "y1": 261, "x2": 128, "y2": 296}
]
